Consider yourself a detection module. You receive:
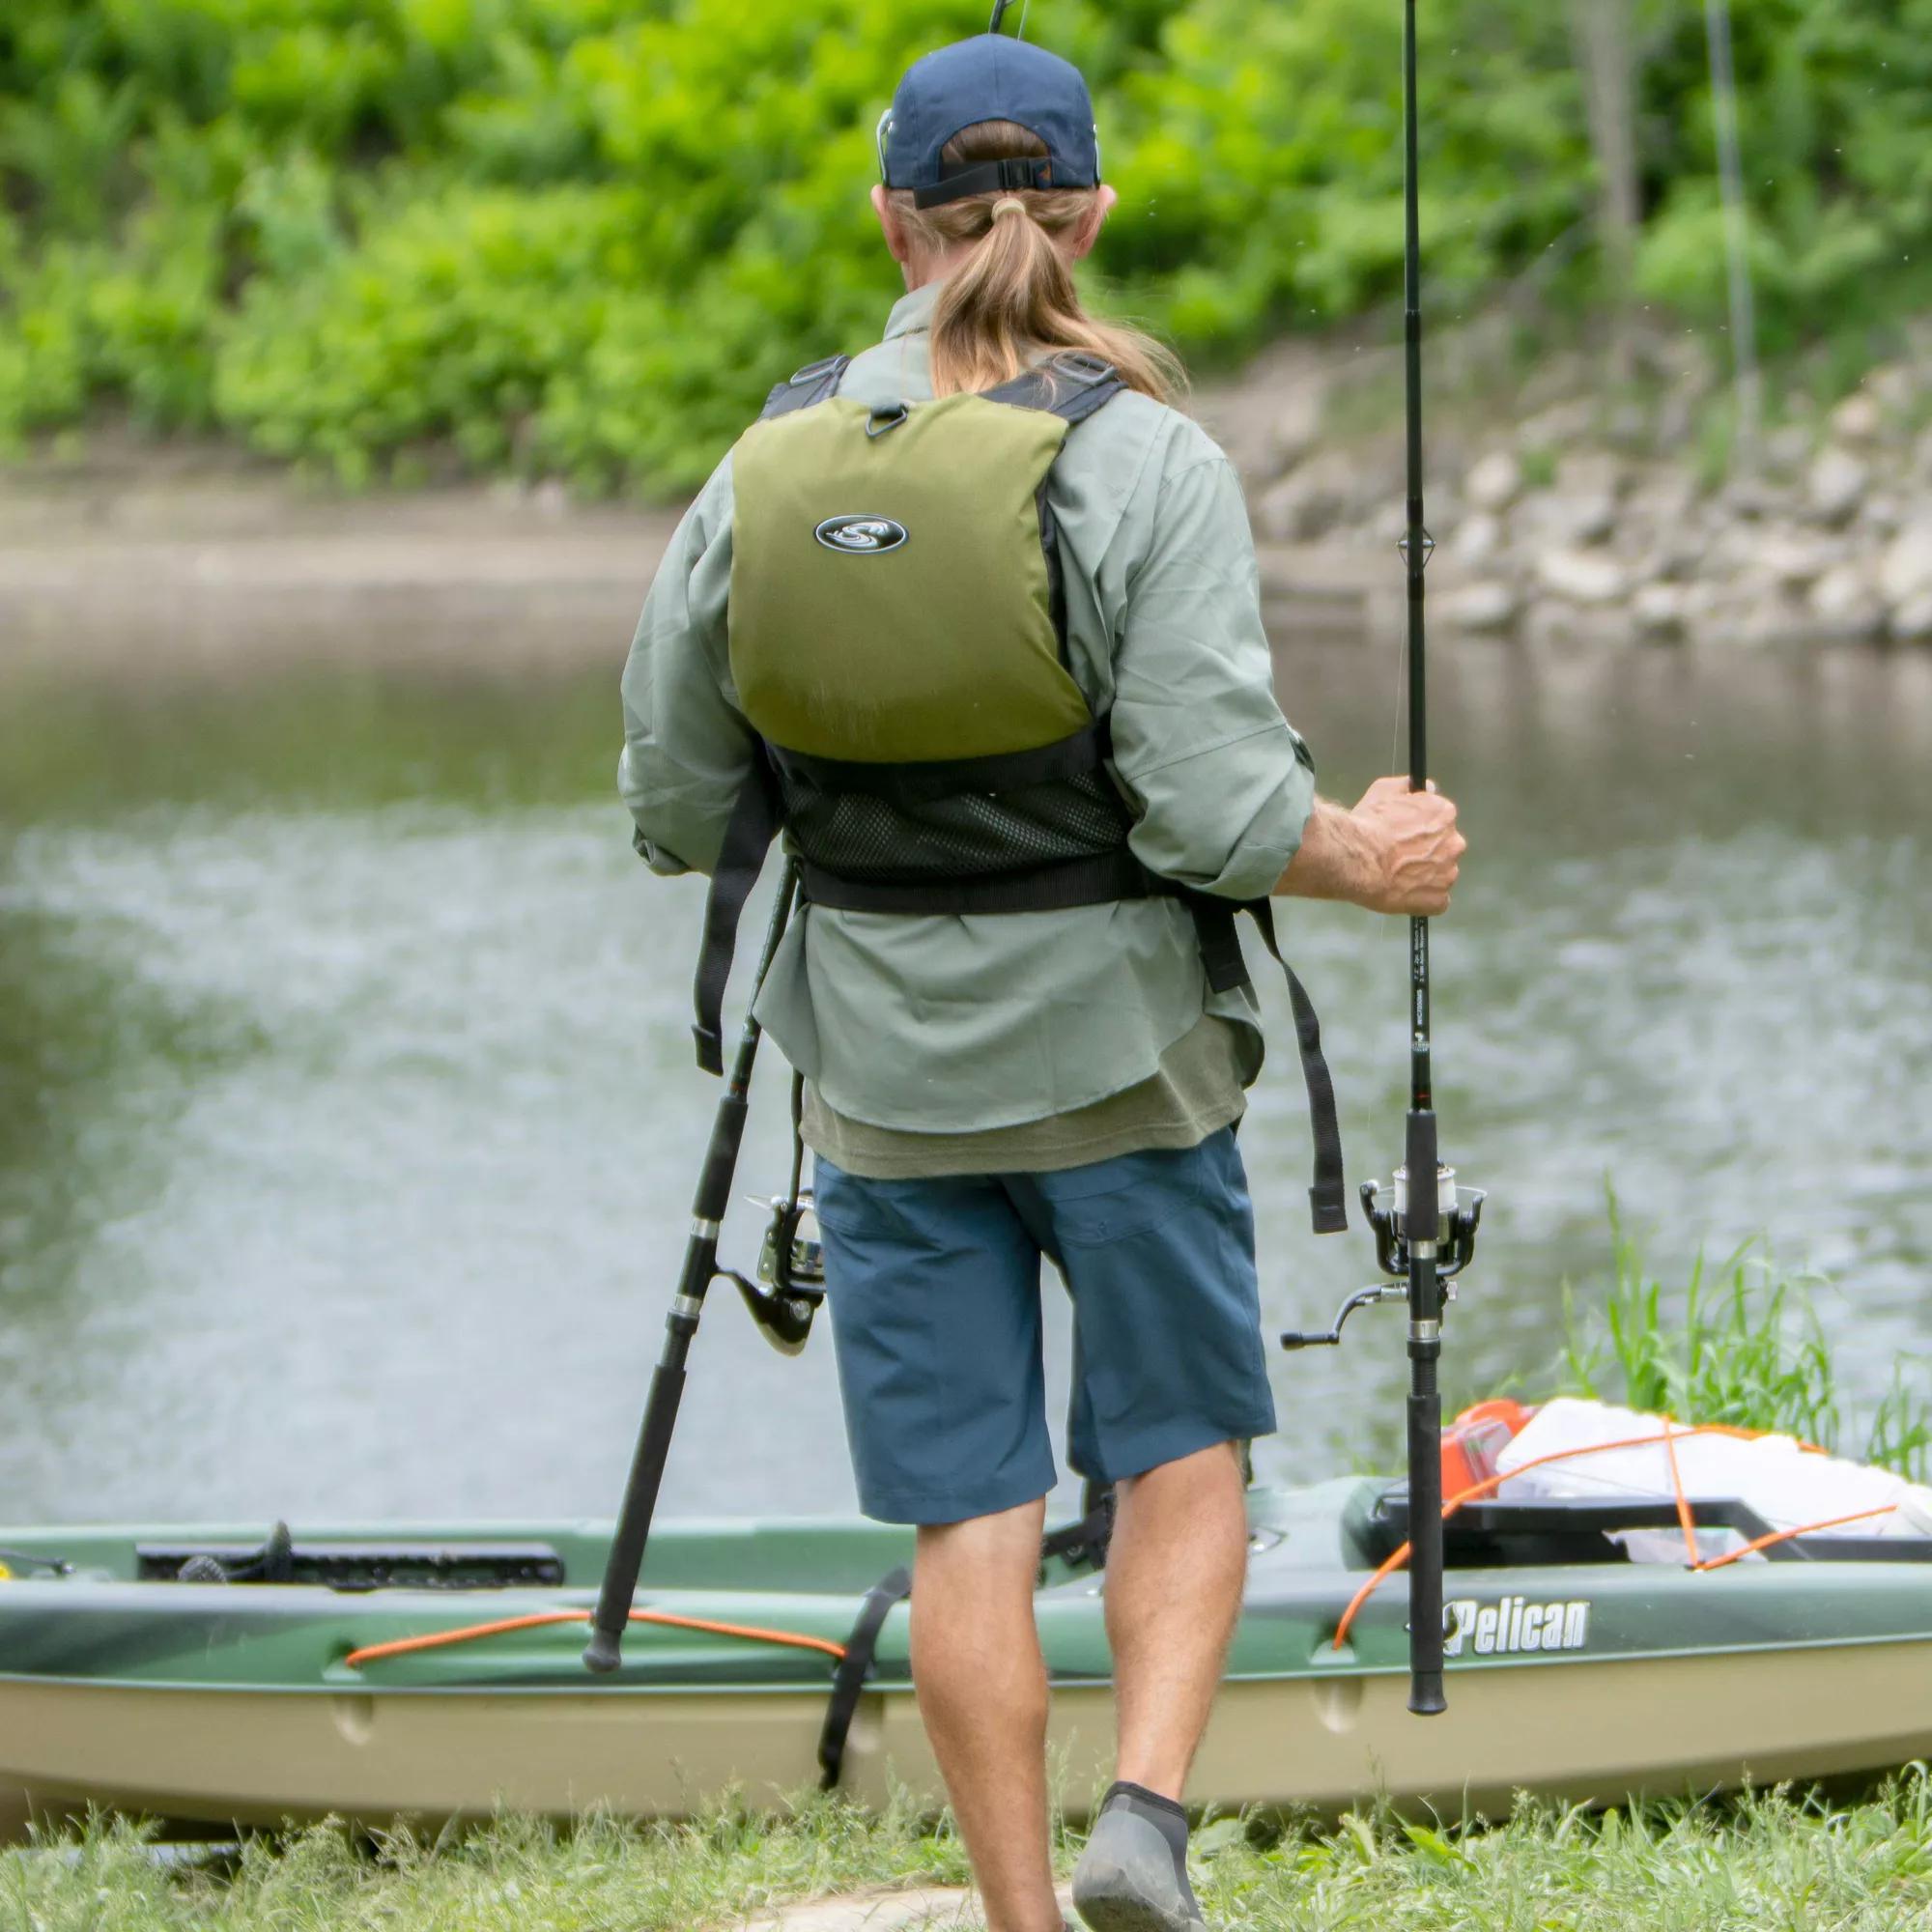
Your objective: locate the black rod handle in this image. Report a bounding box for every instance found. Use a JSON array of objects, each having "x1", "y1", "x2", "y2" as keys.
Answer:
[
  {"x1": 583, "y1": 1352, "x2": 691, "y2": 1672},
  {"x1": 1406, "y1": 1350, "x2": 1446, "y2": 1716}
]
